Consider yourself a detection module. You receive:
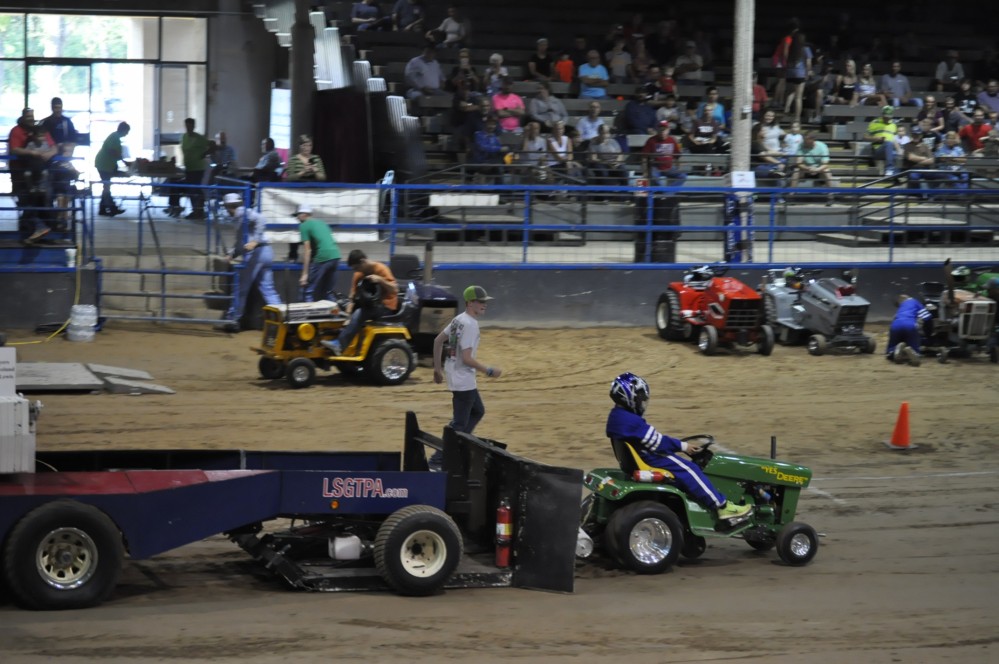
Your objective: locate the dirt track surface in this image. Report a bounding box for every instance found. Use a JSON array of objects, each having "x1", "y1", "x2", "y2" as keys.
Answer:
[{"x1": 2, "y1": 324, "x2": 998, "y2": 663}]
